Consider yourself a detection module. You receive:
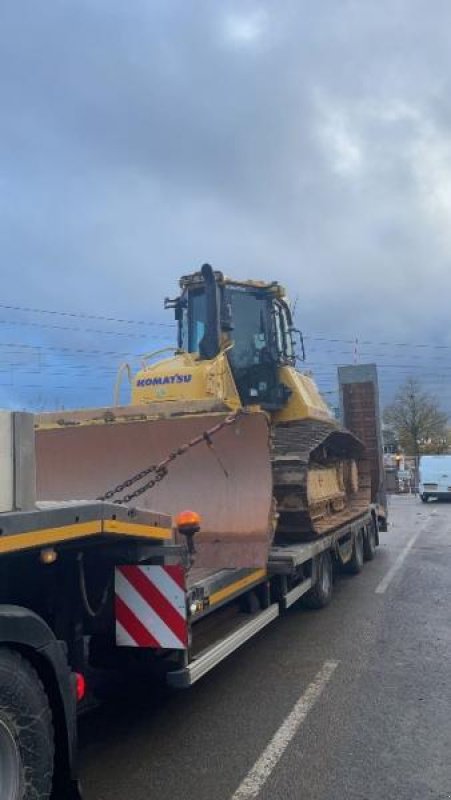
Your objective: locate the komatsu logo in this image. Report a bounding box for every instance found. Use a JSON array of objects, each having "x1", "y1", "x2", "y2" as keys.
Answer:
[{"x1": 136, "y1": 374, "x2": 193, "y2": 388}]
